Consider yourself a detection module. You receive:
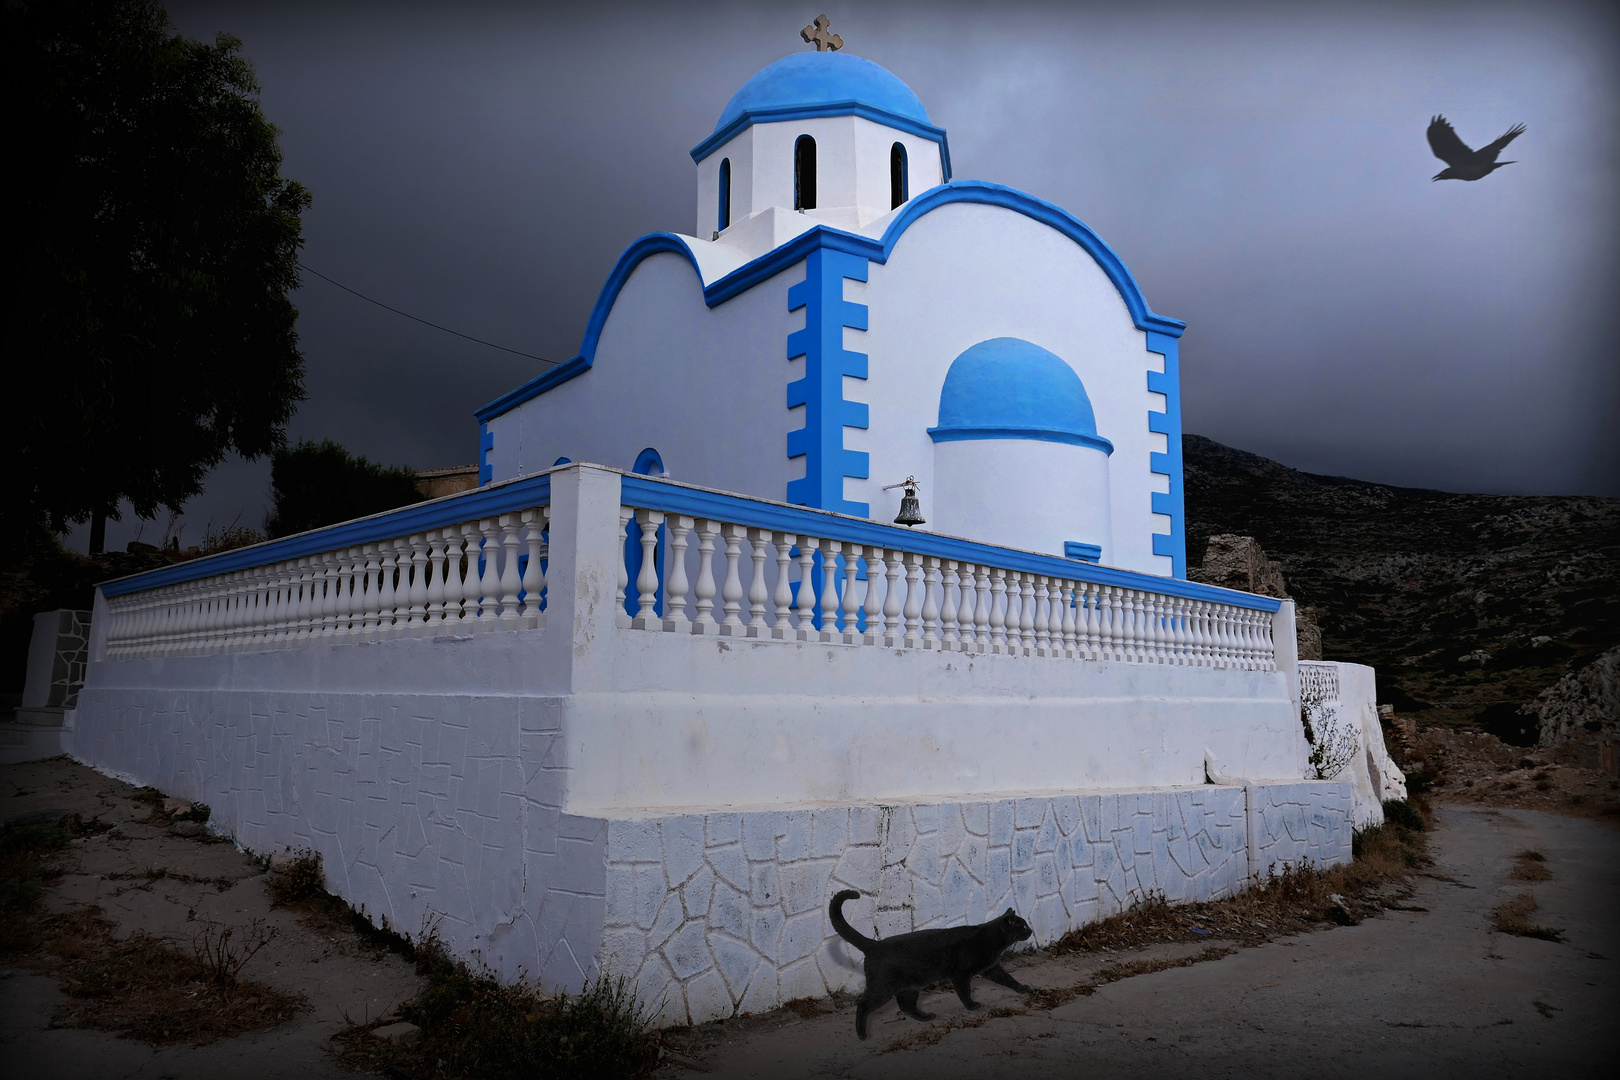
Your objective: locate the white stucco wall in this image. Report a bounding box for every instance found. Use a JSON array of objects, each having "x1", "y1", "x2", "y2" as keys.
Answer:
[
  {"x1": 852, "y1": 203, "x2": 1171, "y2": 574},
  {"x1": 488, "y1": 252, "x2": 800, "y2": 493},
  {"x1": 931, "y1": 438, "x2": 1112, "y2": 561}
]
